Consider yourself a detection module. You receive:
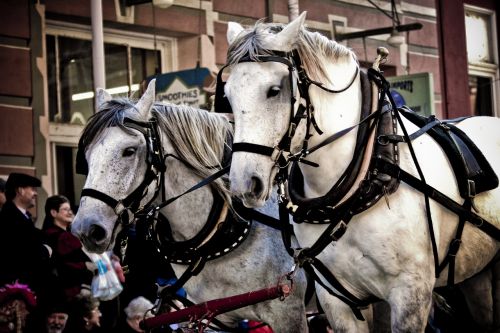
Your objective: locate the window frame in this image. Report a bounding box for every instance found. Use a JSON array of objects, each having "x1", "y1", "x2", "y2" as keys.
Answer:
[
  {"x1": 45, "y1": 20, "x2": 176, "y2": 194},
  {"x1": 464, "y1": 4, "x2": 499, "y2": 117}
]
